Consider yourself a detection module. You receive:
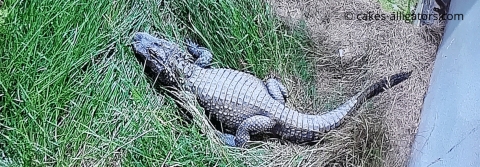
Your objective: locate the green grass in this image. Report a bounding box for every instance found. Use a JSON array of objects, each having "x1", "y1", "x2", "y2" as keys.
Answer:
[
  {"x1": 378, "y1": 0, "x2": 416, "y2": 14},
  {"x1": 0, "y1": 8, "x2": 7, "y2": 25},
  {"x1": 0, "y1": 0, "x2": 315, "y2": 166}
]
